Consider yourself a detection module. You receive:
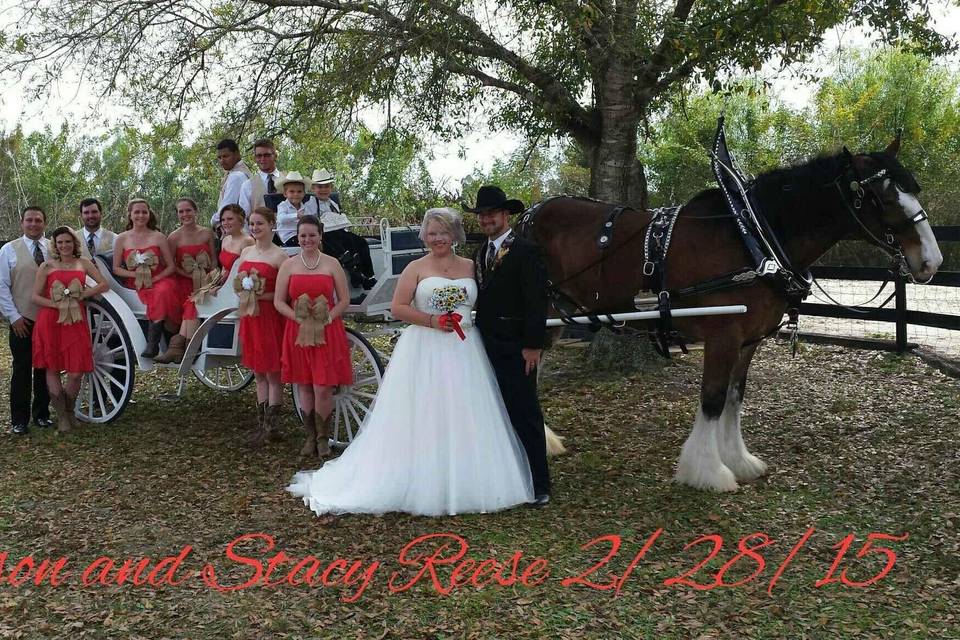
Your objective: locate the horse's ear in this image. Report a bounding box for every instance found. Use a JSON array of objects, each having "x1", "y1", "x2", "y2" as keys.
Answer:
[
  {"x1": 842, "y1": 146, "x2": 854, "y2": 165},
  {"x1": 884, "y1": 130, "x2": 902, "y2": 157}
]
